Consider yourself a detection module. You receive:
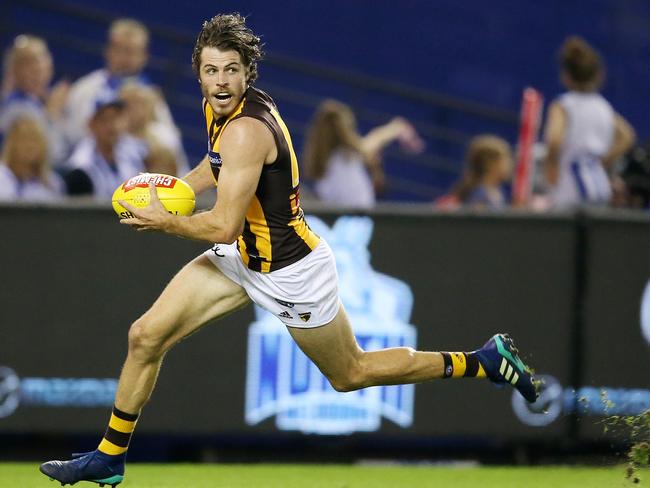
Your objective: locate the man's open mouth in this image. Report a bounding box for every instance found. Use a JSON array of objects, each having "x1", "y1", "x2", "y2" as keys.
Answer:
[{"x1": 214, "y1": 92, "x2": 232, "y2": 103}]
